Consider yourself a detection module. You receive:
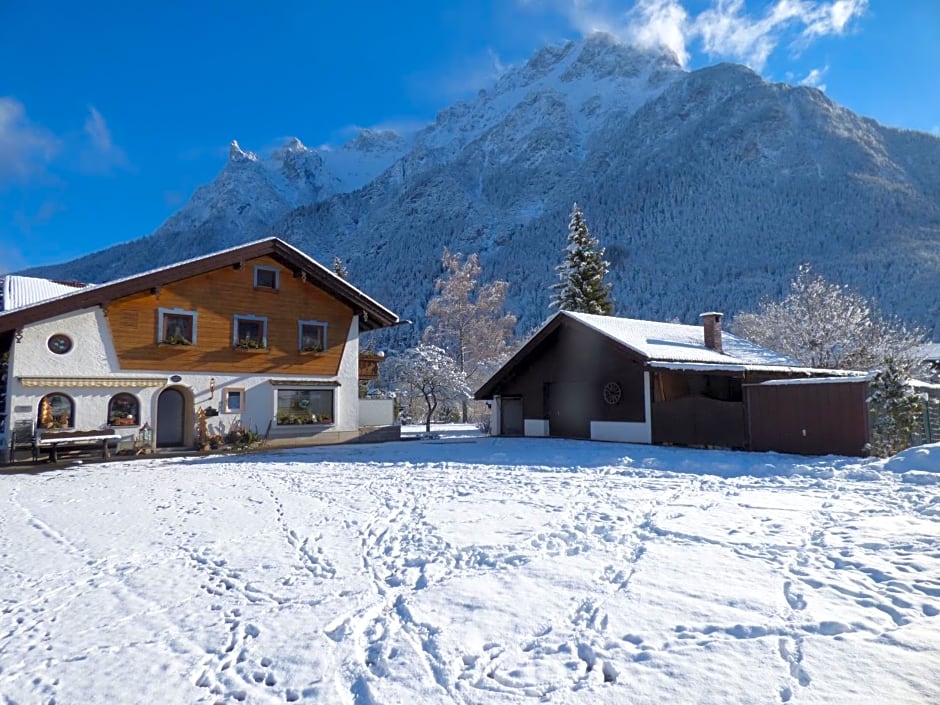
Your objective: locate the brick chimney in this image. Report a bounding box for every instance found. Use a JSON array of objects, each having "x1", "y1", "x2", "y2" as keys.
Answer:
[{"x1": 700, "y1": 312, "x2": 723, "y2": 353}]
